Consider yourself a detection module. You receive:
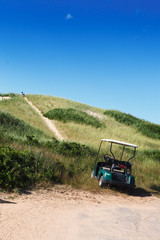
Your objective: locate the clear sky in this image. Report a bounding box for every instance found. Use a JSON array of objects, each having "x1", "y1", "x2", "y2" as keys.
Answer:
[{"x1": 0, "y1": 0, "x2": 160, "y2": 124}]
